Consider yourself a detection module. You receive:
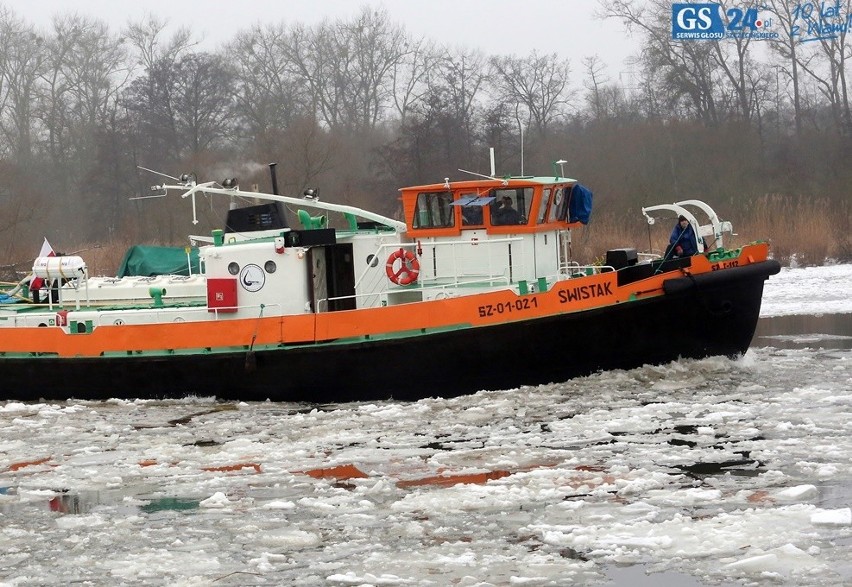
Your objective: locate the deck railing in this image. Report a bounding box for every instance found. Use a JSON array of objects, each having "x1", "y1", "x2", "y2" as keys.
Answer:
[{"x1": 350, "y1": 237, "x2": 525, "y2": 308}]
